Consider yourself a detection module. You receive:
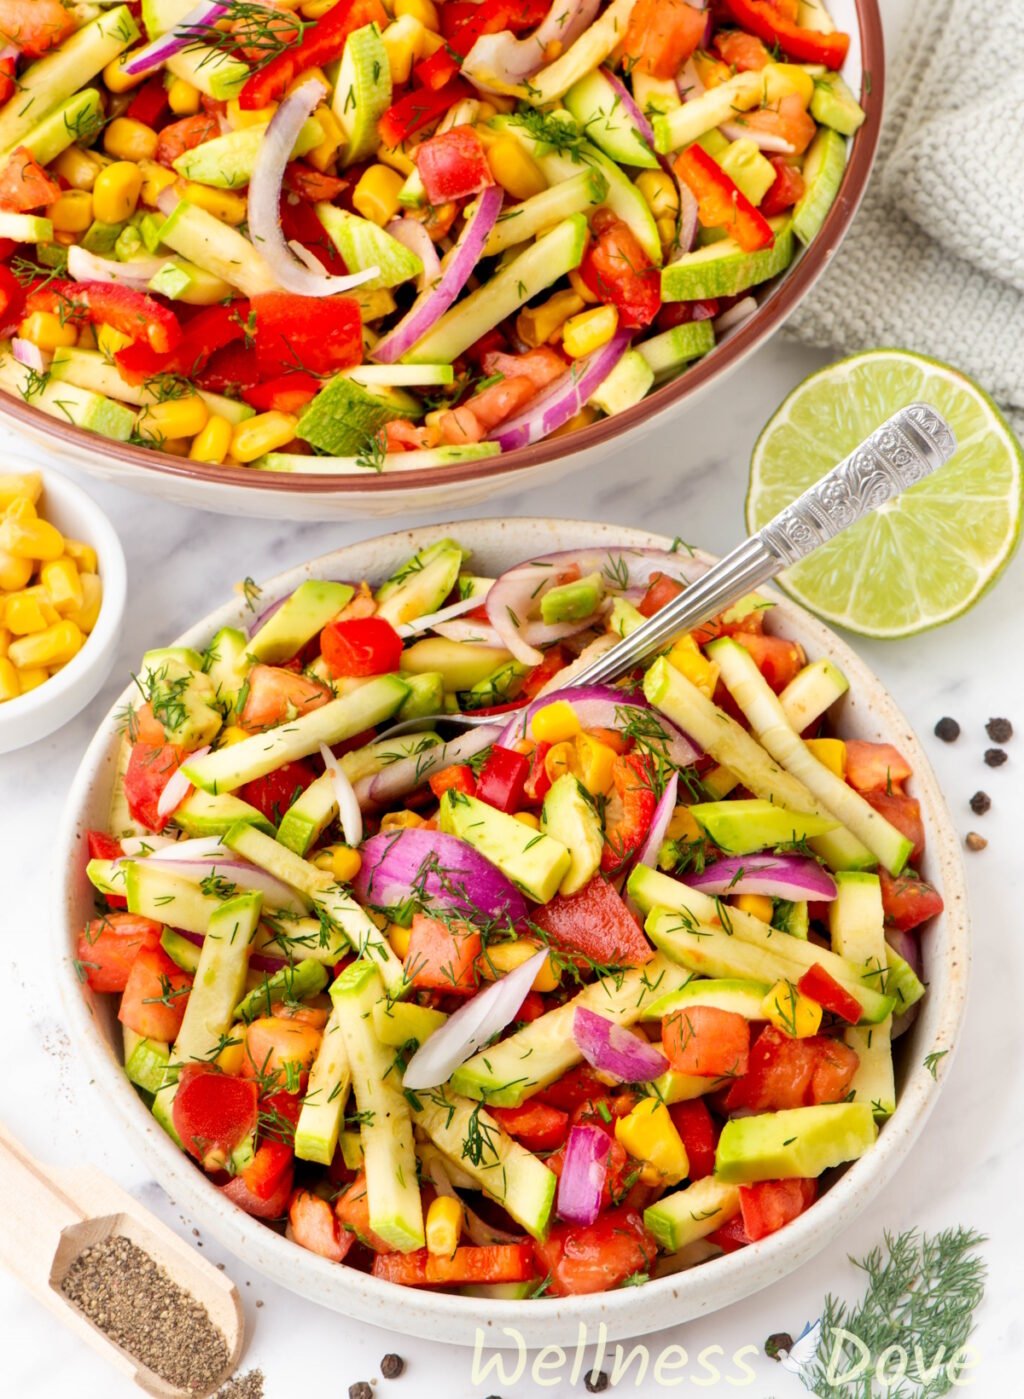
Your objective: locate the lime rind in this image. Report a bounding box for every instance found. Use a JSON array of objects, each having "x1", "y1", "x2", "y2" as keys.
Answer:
[{"x1": 746, "y1": 348, "x2": 1023, "y2": 638}]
